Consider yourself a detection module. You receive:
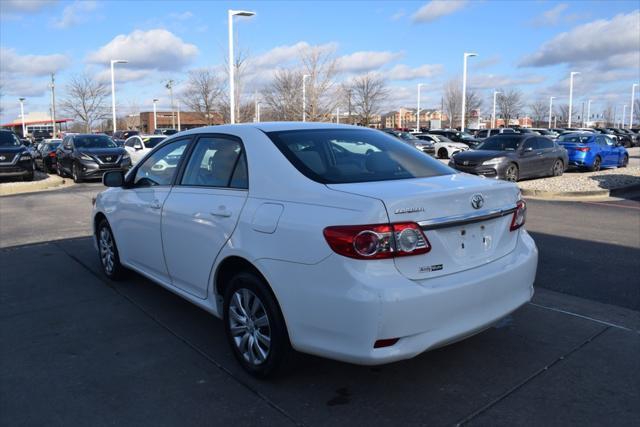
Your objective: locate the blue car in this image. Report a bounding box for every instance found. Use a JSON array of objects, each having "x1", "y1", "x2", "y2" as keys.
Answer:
[{"x1": 557, "y1": 133, "x2": 629, "y2": 171}]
